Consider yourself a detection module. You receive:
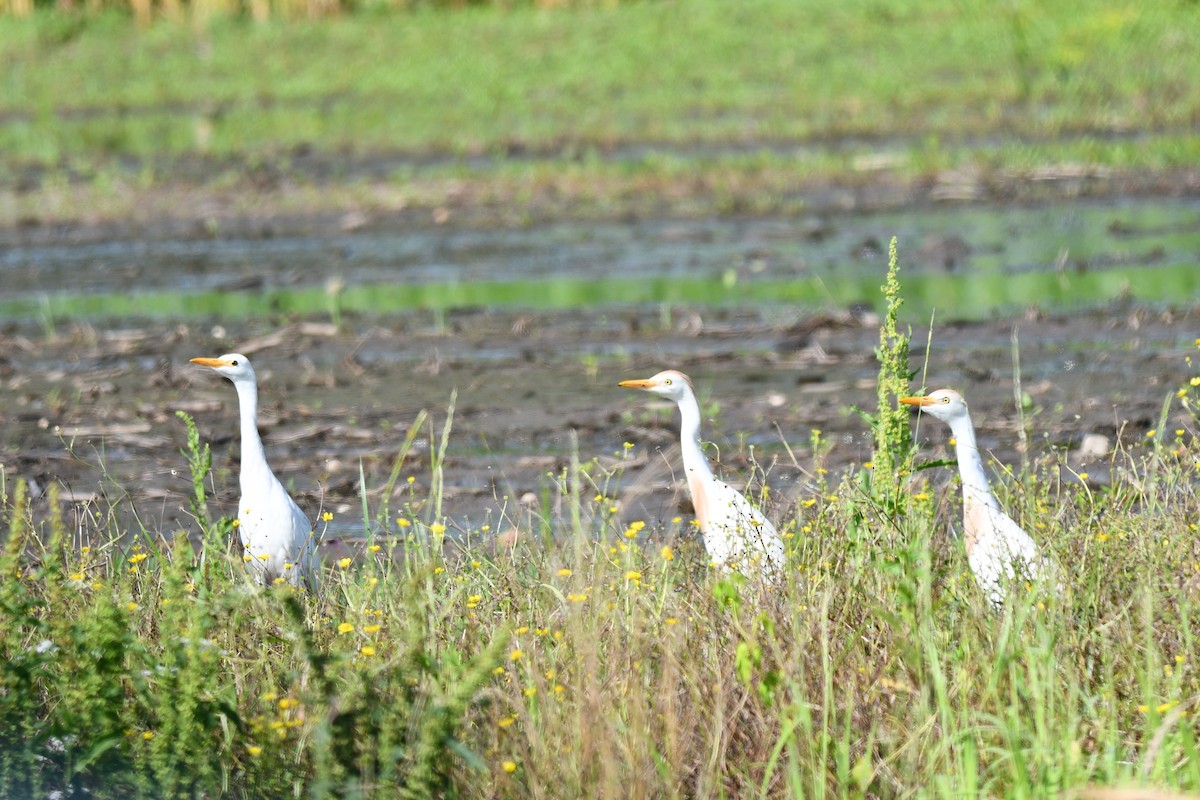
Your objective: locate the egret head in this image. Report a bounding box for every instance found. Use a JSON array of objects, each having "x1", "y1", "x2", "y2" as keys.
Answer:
[
  {"x1": 618, "y1": 369, "x2": 695, "y2": 402},
  {"x1": 899, "y1": 388, "x2": 968, "y2": 422},
  {"x1": 190, "y1": 353, "x2": 257, "y2": 384}
]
